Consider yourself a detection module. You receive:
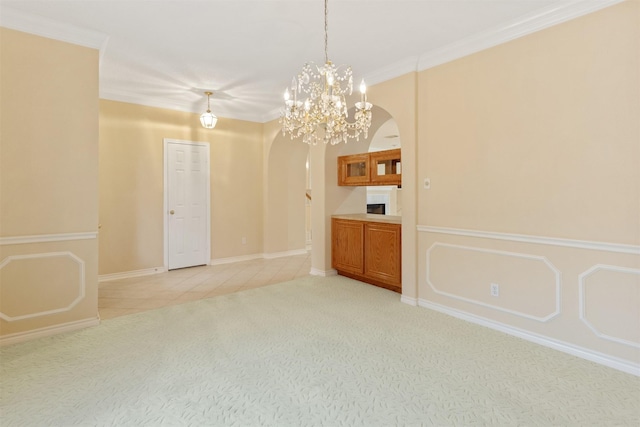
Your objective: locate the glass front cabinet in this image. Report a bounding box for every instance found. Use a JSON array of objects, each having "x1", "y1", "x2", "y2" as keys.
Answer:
[
  {"x1": 338, "y1": 153, "x2": 370, "y2": 185},
  {"x1": 338, "y1": 149, "x2": 401, "y2": 186},
  {"x1": 369, "y1": 149, "x2": 401, "y2": 185}
]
